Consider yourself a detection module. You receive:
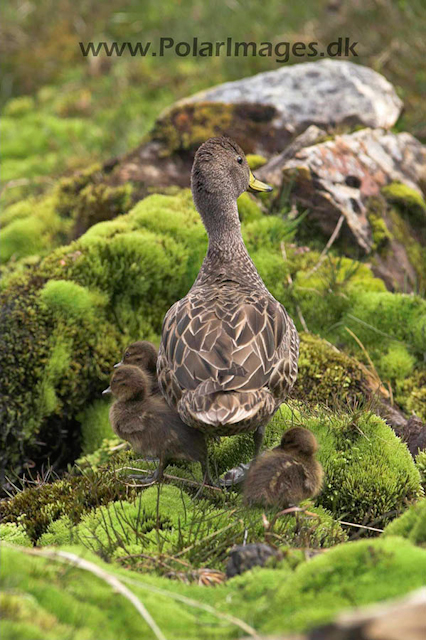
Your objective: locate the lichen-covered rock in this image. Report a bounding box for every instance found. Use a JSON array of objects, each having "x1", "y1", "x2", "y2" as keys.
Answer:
[
  {"x1": 262, "y1": 129, "x2": 425, "y2": 249},
  {"x1": 257, "y1": 129, "x2": 426, "y2": 292}
]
